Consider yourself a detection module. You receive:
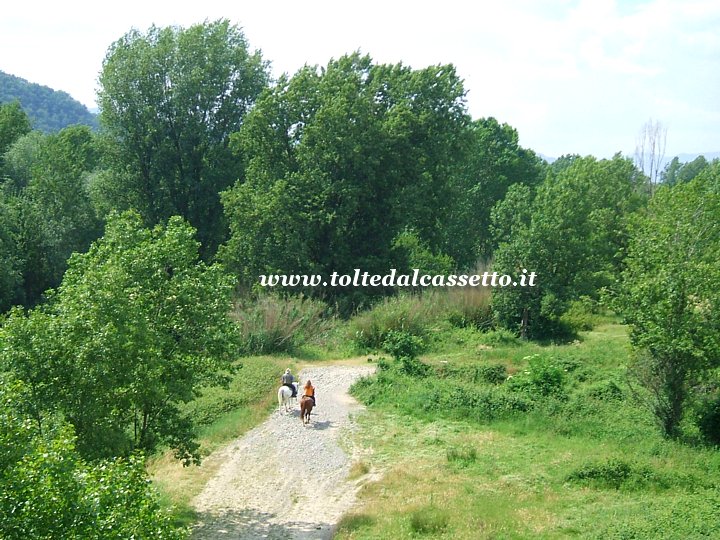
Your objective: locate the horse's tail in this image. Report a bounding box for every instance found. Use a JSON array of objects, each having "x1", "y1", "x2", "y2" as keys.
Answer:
[{"x1": 278, "y1": 387, "x2": 284, "y2": 409}]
